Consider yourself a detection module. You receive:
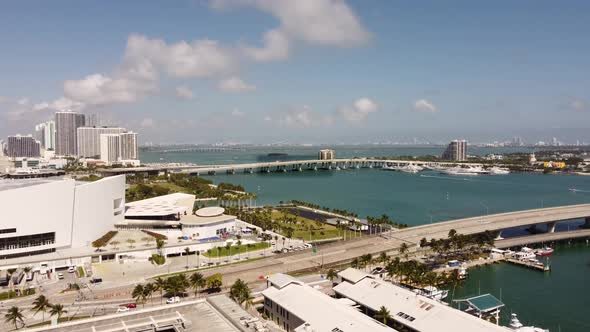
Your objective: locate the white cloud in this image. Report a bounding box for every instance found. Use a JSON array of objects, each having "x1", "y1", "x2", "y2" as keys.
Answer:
[
  {"x1": 140, "y1": 118, "x2": 156, "y2": 128},
  {"x1": 175, "y1": 86, "x2": 194, "y2": 100},
  {"x1": 64, "y1": 73, "x2": 157, "y2": 106},
  {"x1": 213, "y1": 0, "x2": 370, "y2": 61},
  {"x1": 242, "y1": 28, "x2": 290, "y2": 62},
  {"x1": 338, "y1": 97, "x2": 378, "y2": 123},
  {"x1": 413, "y1": 99, "x2": 437, "y2": 113},
  {"x1": 231, "y1": 108, "x2": 245, "y2": 117},
  {"x1": 32, "y1": 97, "x2": 84, "y2": 112},
  {"x1": 218, "y1": 76, "x2": 256, "y2": 93},
  {"x1": 272, "y1": 105, "x2": 333, "y2": 128}
]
